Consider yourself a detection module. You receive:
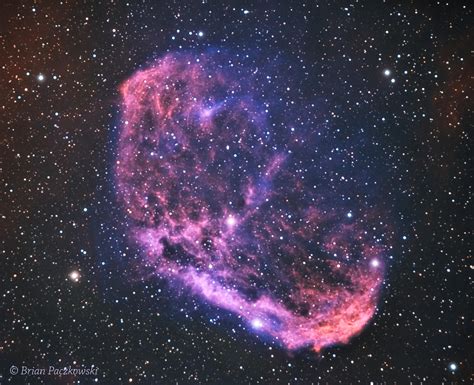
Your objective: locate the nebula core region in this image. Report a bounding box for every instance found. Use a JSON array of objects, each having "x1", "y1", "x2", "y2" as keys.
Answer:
[{"x1": 115, "y1": 52, "x2": 387, "y2": 352}]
